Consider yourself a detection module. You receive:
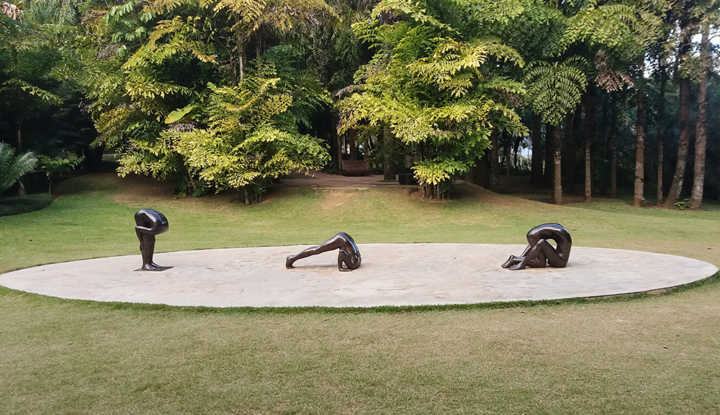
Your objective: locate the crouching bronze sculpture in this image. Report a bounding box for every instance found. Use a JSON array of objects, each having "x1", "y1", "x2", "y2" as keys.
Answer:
[
  {"x1": 134, "y1": 209, "x2": 169, "y2": 271},
  {"x1": 286, "y1": 232, "x2": 361, "y2": 271},
  {"x1": 502, "y1": 223, "x2": 571, "y2": 270}
]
